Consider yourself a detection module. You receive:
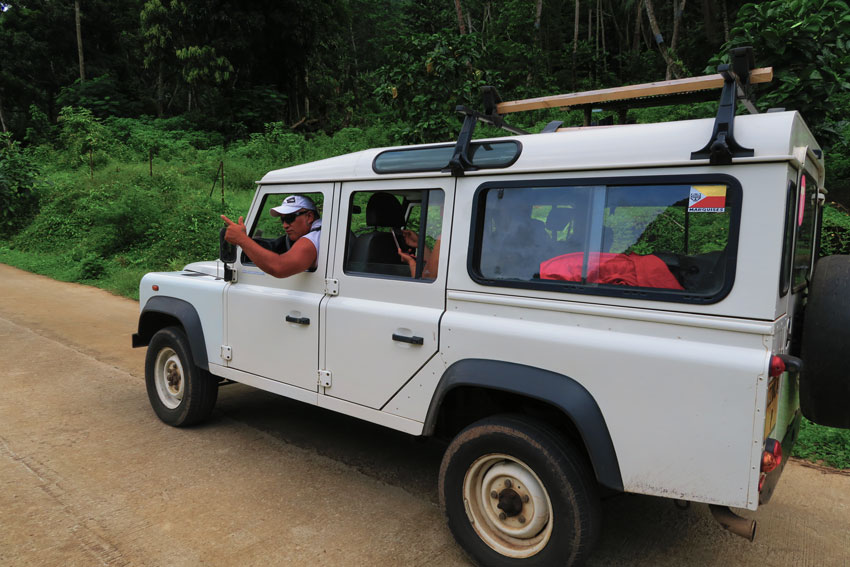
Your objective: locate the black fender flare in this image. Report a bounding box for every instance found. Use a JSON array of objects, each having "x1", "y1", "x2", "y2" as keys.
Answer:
[
  {"x1": 132, "y1": 296, "x2": 209, "y2": 371},
  {"x1": 423, "y1": 359, "x2": 623, "y2": 491}
]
